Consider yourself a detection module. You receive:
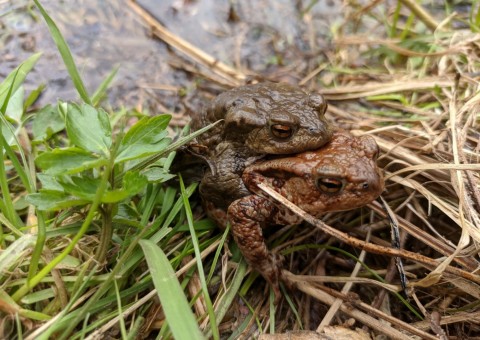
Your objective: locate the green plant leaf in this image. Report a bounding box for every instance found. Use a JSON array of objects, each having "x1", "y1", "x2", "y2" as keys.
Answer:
[
  {"x1": 35, "y1": 147, "x2": 106, "y2": 175},
  {"x1": 101, "y1": 171, "x2": 148, "y2": 203},
  {"x1": 117, "y1": 120, "x2": 221, "y2": 185},
  {"x1": 66, "y1": 103, "x2": 112, "y2": 155},
  {"x1": 33, "y1": 0, "x2": 91, "y2": 104},
  {"x1": 57, "y1": 176, "x2": 100, "y2": 201},
  {"x1": 116, "y1": 115, "x2": 172, "y2": 163},
  {"x1": 32, "y1": 104, "x2": 66, "y2": 141},
  {"x1": 2, "y1": 87, "x2": 24, "y2": 145},
  {"x1": 37, "y1": 173, "x2": 63, "y2": 191},
  {"x1": 0, "y1": 234, "x2": 36, "y2": 276},
  {"x1": 142, "y1": 167, "x2": 176, "y2": 183},
  {"x1": 26, "y1": 190, "x2": 89, "y2": 211},
  {"x1": 0, "y1": 53, "x2": 42, "y2": 112},
  {"x1": 139, "y1": 239, "x2": 205, "y2": 340},
  {"x1": 5, "y1": 86, "x2": 24, "y2": 123},
  {"x1": 55, "y1": 171, "x2": 148, "y2": 203}
]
